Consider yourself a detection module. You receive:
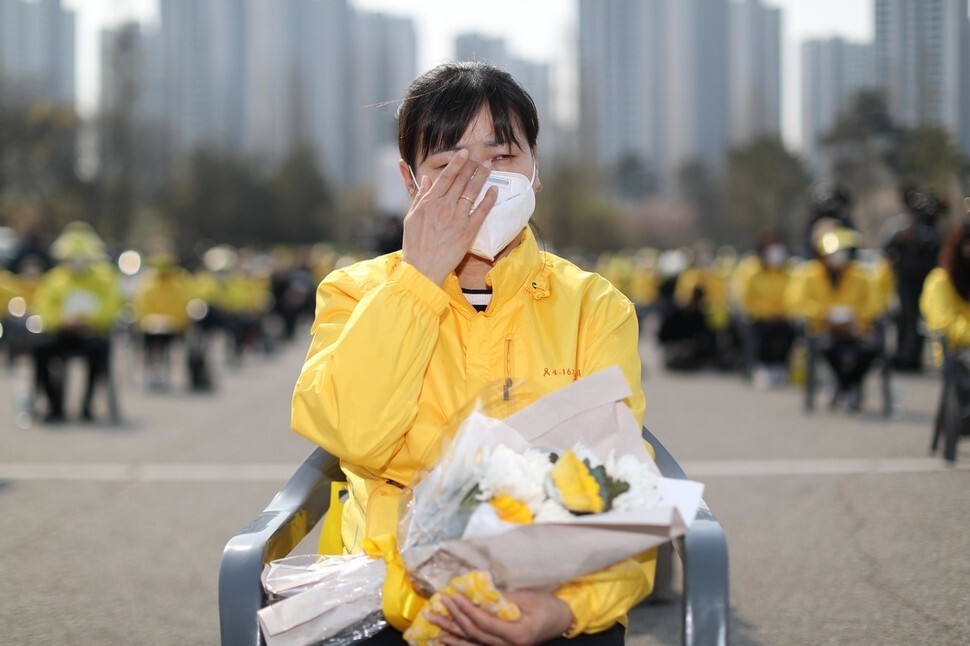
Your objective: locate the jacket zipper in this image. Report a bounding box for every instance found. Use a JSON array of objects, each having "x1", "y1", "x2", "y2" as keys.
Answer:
[{"x1": 503, "y1": 336, "x2": 513, "y2": 401}]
